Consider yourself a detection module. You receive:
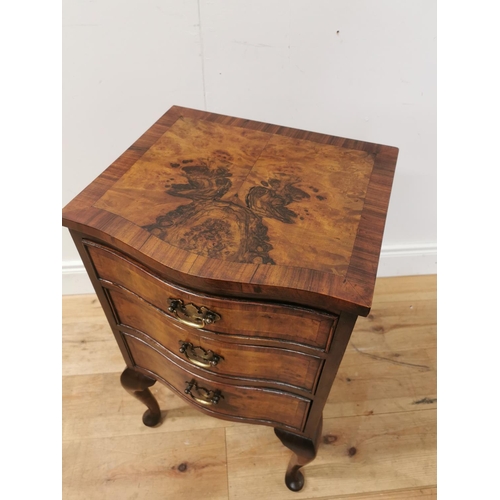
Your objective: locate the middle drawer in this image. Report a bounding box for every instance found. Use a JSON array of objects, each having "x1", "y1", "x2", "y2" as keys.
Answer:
[{"x1": 108, "y1": 289, "x2": 323, "y2": 393}]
